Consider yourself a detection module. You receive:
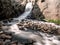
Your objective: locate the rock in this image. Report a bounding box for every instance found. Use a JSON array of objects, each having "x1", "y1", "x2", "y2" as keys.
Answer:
[
  {"x1": 18, "y1": 19, "x2": 60, "y2": 35},
  {"x1": 57, "y1": 28, "x2": 60, "y2": 34},
  {"x1": 0, "y1": 0, "x2": 25, "y2": 20},
  {"x1": 0, "y1": 30, "x2": 24, "y2": 45},
  {"x1": 0, "y1": 39, "x2": 3, "y2": 45},
  {"x1": 37, "y1": 0, "x2": 60, "y2": 20},
  {"x1": 10, "y1": 41, "x2": 18, "y2": 45},
  {"x1": 31, "y1": 3, "x2": 45, "y2": 20}
]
